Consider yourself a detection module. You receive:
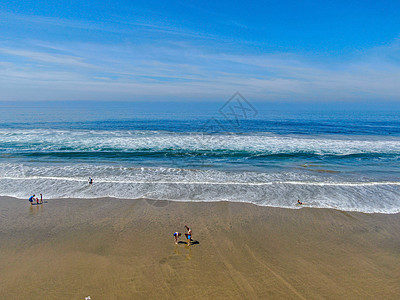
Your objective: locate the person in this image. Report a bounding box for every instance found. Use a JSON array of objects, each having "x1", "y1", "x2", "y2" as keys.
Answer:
[
  {"x1": 39, "y1": 194, "x2": 43, "y2": 204},
  {"x1": 173, "y1": 232, "x2": 181, "y2": 244},
  {"x1": 297, "y1": 199, "x2": 303, "y2": 205},
  {"x1": 184, "y1": 225, "x2": 192, "y2": 244},
  {"x1": 88, "y1": 177, "x2": 93, "y2": 185},
  {"x1": 29, "y1": 194, "x2": 35, "y2": 205}
]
